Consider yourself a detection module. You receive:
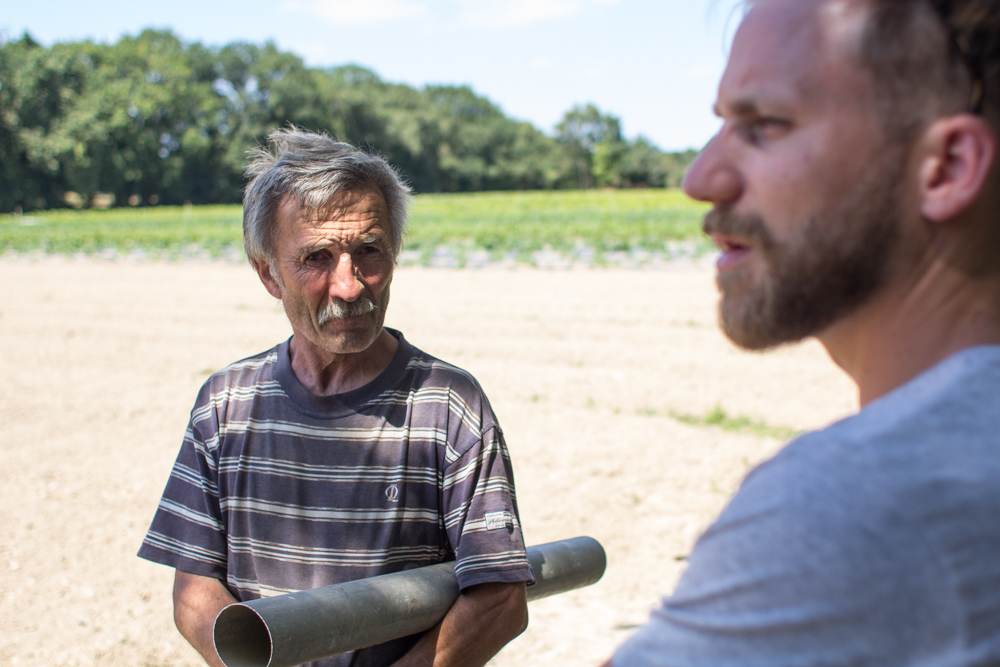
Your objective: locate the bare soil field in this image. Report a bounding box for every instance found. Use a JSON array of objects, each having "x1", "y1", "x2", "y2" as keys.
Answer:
[{"x1": 0, "y1": 258, "x2": 857, "y2": 666}]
